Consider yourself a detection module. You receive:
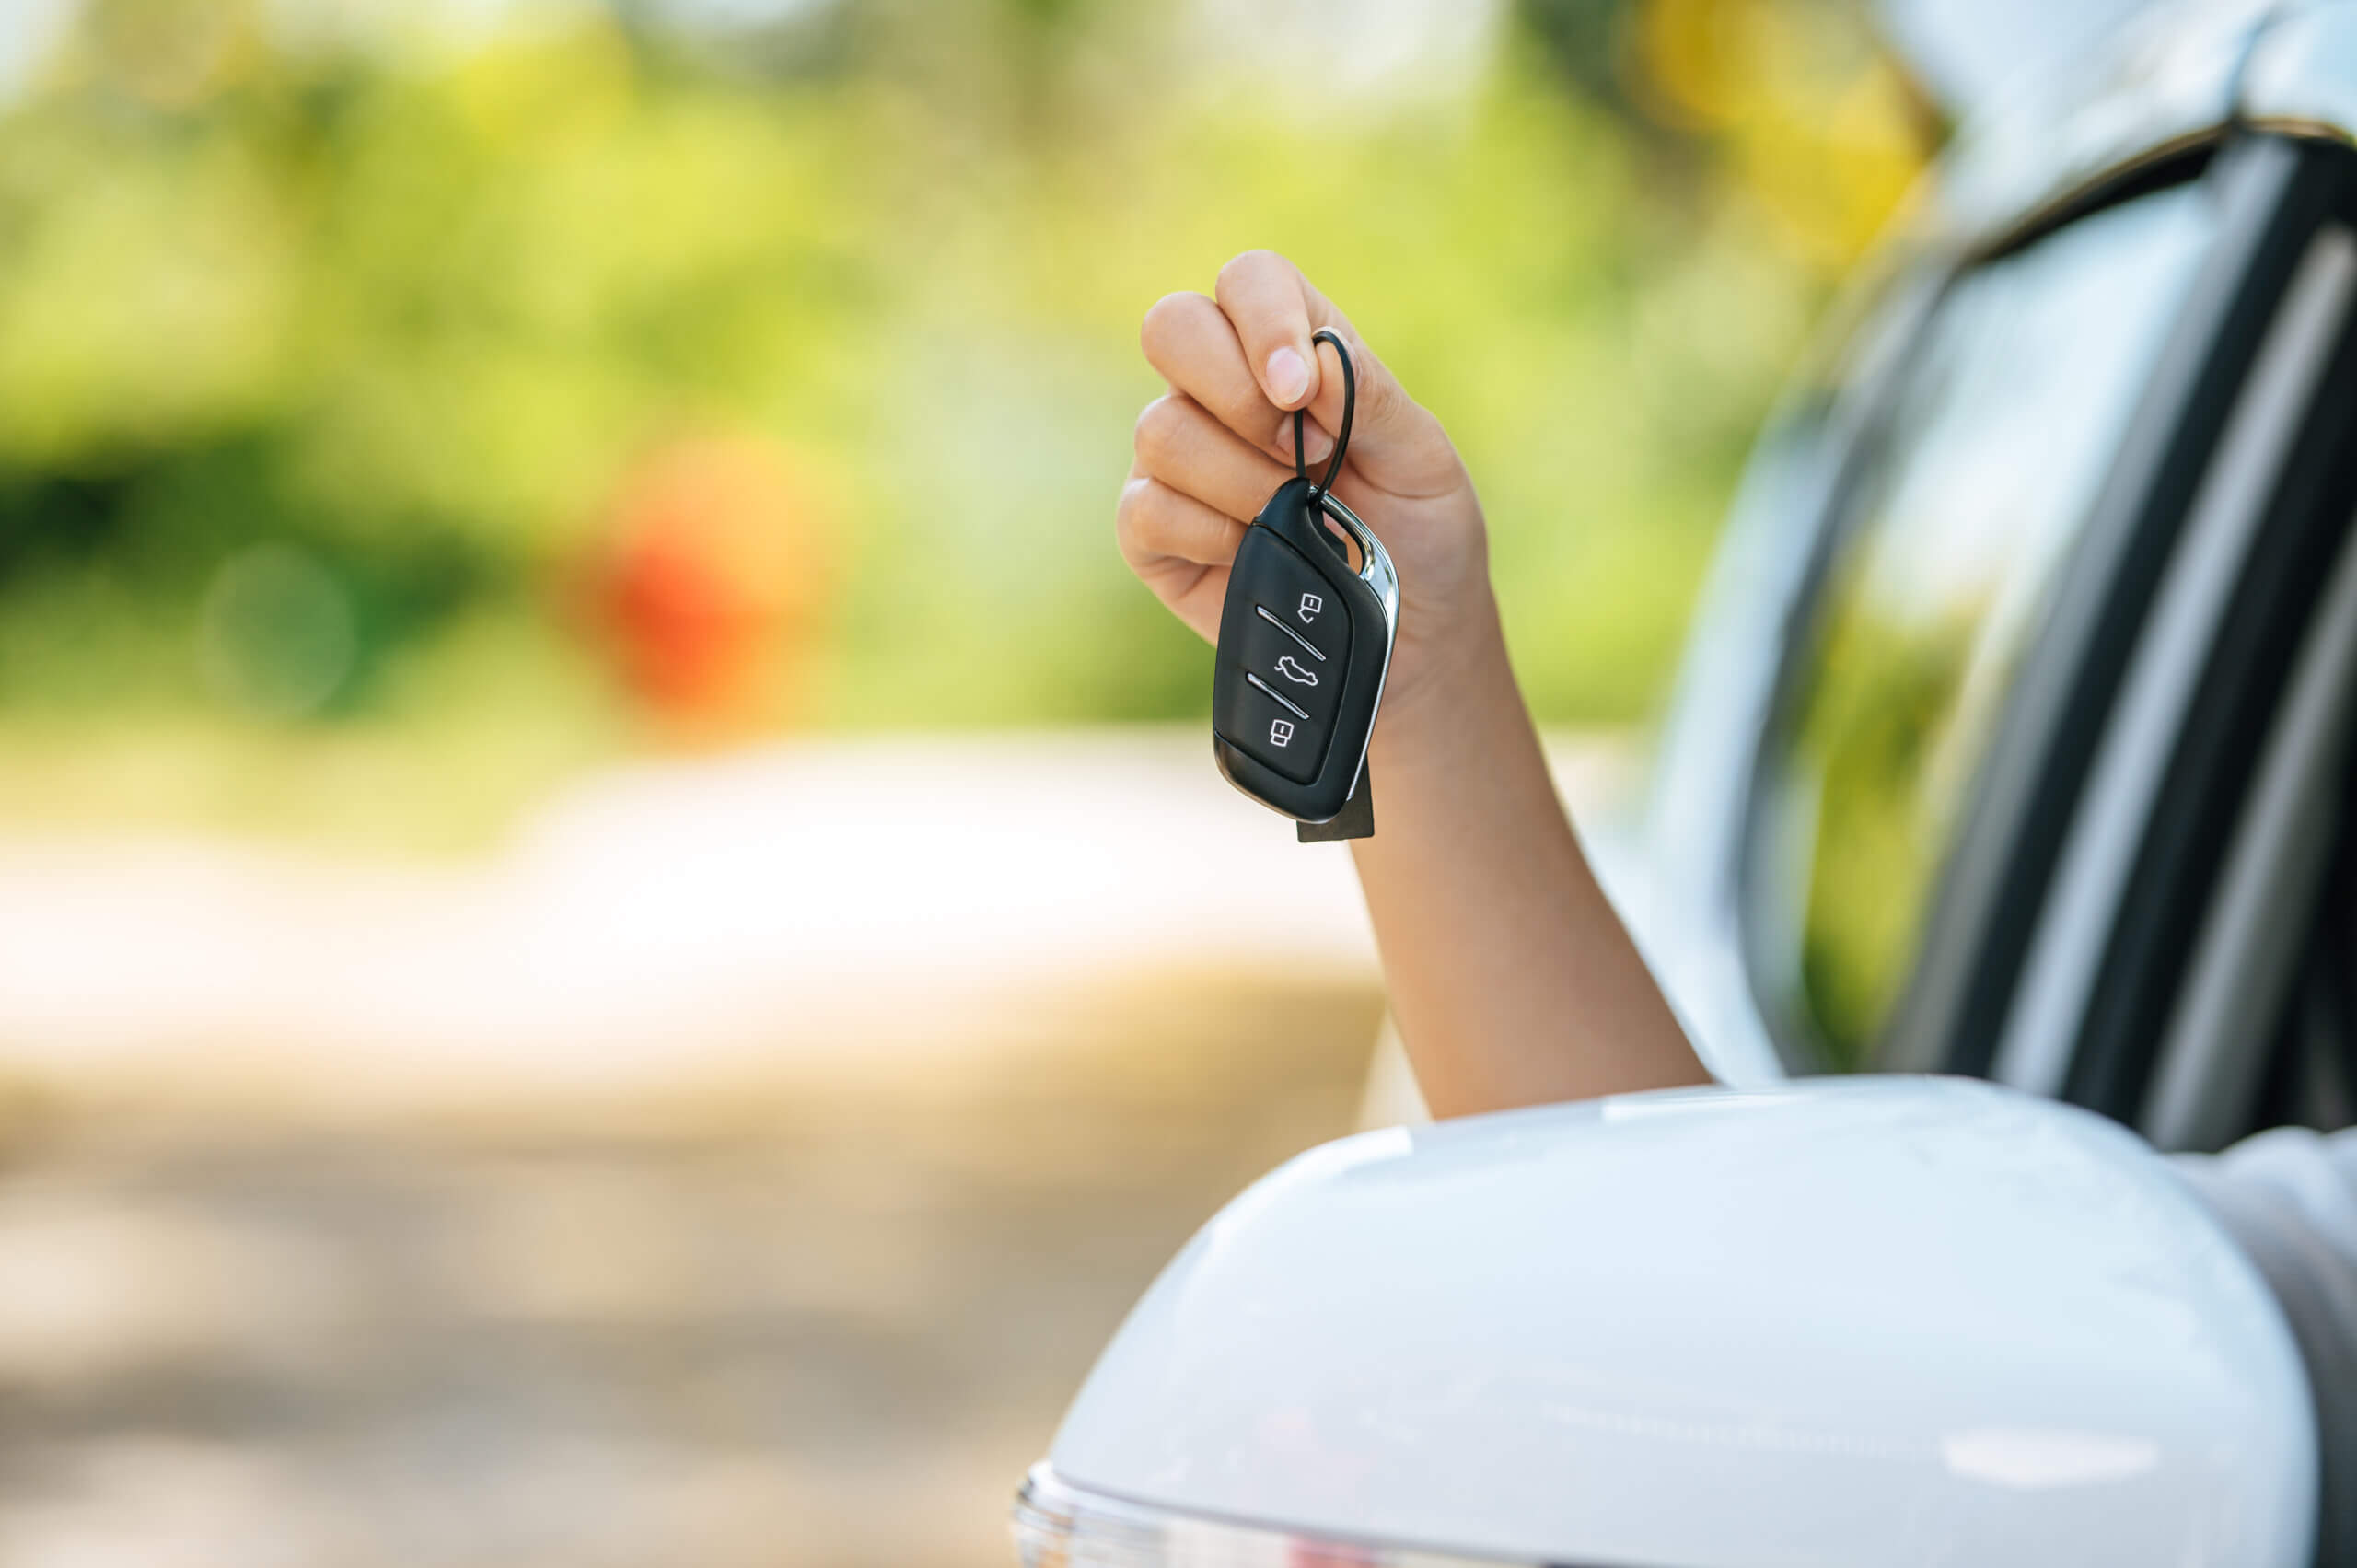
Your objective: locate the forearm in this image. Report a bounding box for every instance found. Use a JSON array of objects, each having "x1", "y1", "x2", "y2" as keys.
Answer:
[{"x1": 1353, "y1": 592, "x2": 1712, "y2": 1118}]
